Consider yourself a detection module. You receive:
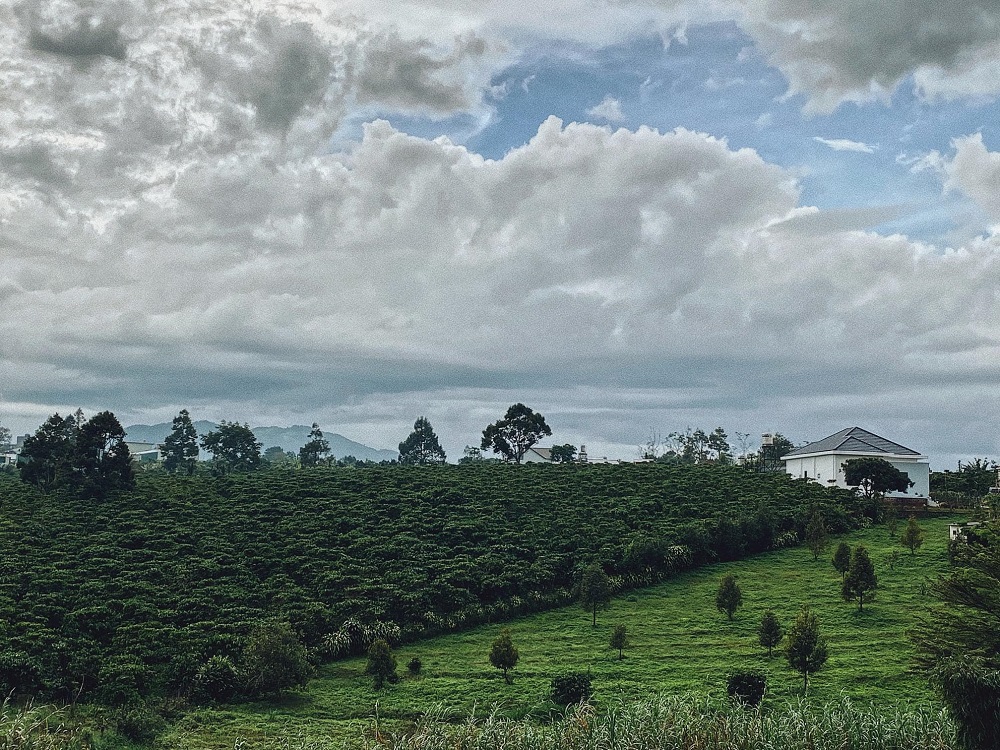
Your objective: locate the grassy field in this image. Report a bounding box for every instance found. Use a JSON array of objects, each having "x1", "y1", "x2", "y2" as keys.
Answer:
[{"x1": 163, "y1": 515, "x2": 957, "y2": 749}]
